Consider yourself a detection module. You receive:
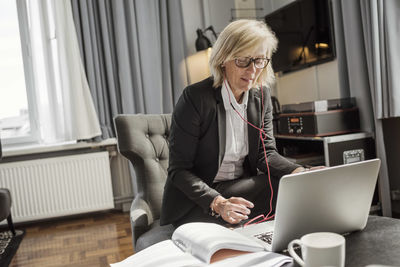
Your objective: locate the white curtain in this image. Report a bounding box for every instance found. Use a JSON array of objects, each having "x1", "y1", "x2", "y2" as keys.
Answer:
[{"x1": 28, "y1": 0, "x2": 100, "y2": 144}]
